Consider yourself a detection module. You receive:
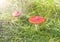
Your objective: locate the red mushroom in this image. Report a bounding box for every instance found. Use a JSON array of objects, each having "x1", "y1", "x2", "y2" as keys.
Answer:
[
  {"x1": 29, "y1": 16, "x2": 46, "y2": 31},
  {"x1": 12, "y1": 11, "x2": 21, "y2": 17},
  {"x1": 12, "y1": 11, "x2": 21, "y2": 22}
]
